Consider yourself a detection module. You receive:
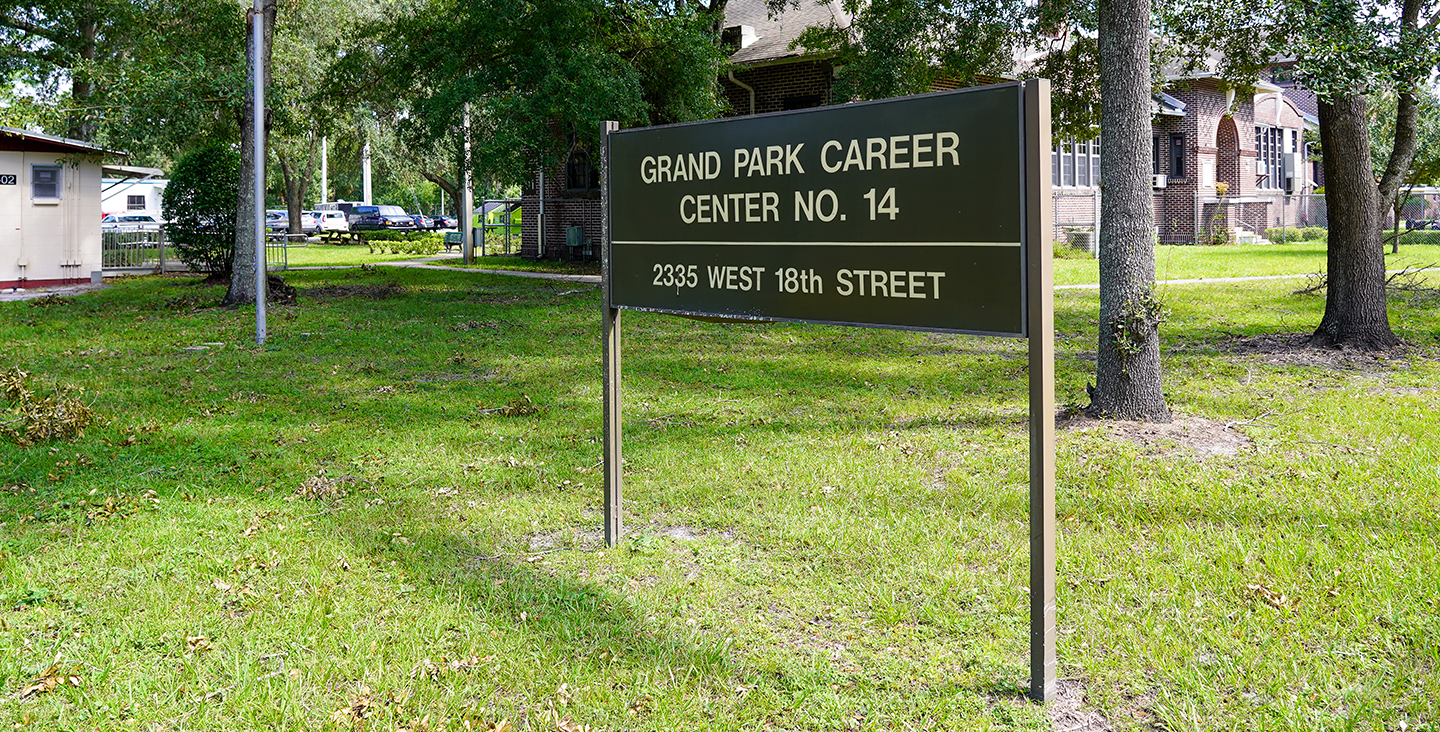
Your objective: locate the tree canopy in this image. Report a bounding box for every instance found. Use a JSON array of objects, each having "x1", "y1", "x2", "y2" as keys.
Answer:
[{"x1": 329, "y1": 0, "x2": 727, "y2": 188}]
